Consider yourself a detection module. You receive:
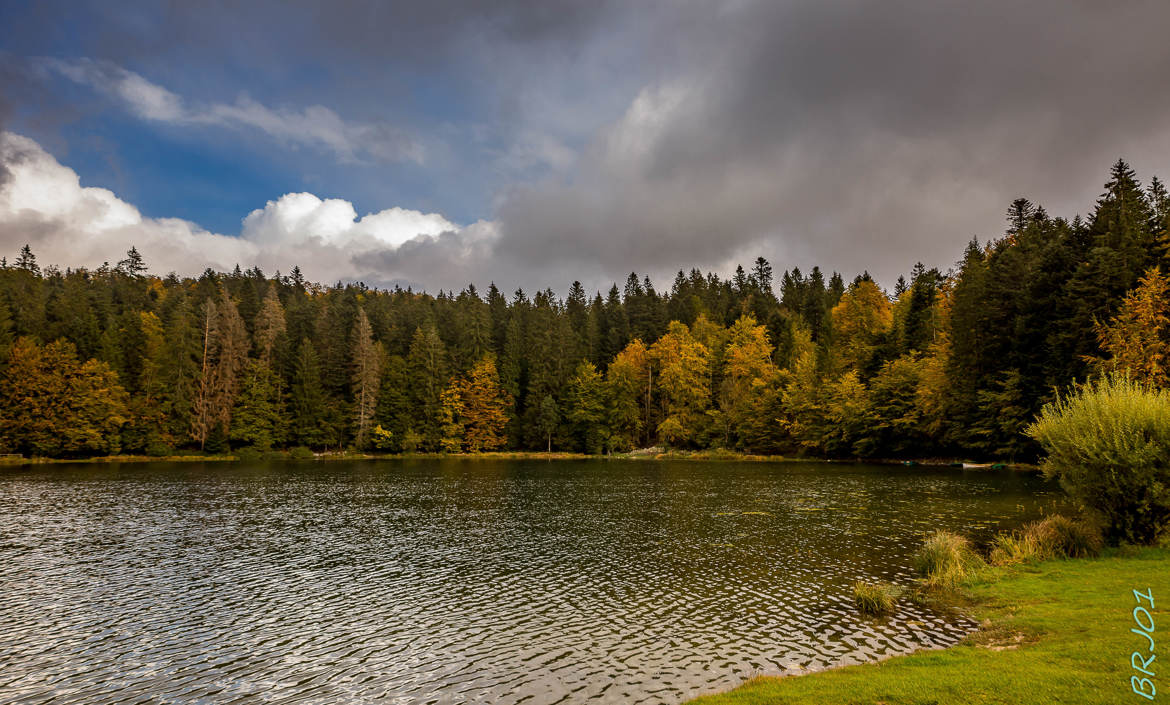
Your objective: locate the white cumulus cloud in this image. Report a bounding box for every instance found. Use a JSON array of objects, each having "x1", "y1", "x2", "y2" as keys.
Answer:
[{"x1": 0, "y1": 132, "x2": 488, "y2": 288}]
